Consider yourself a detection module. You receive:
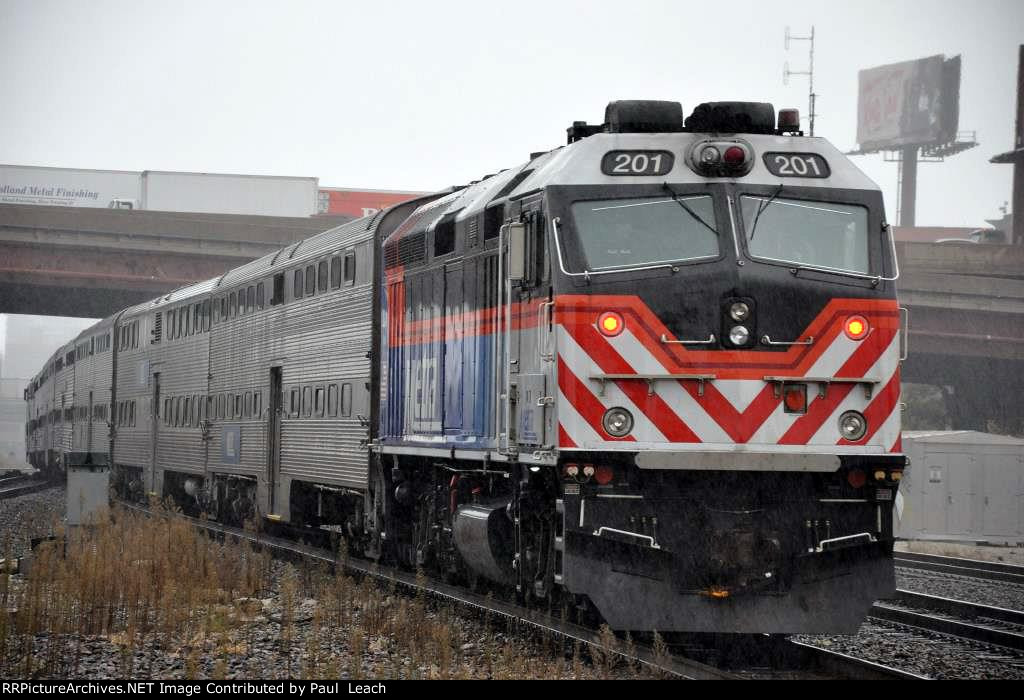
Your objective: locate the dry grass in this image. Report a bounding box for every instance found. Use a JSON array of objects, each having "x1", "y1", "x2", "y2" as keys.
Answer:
[{"x1": 0, "y1": 506, "x2": 649, "y2": 680}]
